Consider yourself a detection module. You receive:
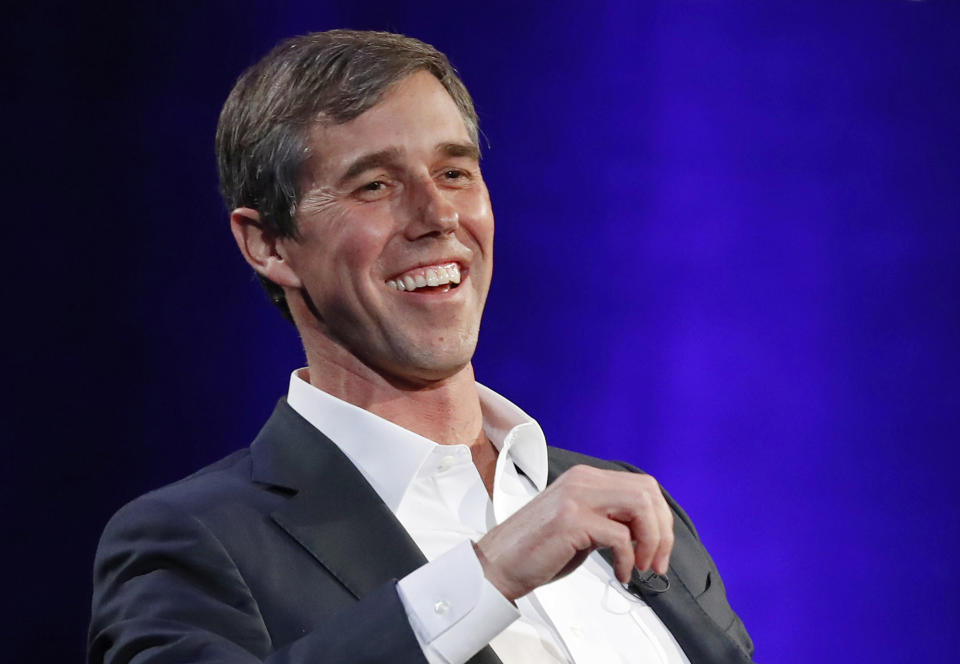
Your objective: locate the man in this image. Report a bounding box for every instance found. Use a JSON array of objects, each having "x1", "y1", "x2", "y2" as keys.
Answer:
[{"x1": 90, "y1": 30, "x2": 754, "y2": 664}]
